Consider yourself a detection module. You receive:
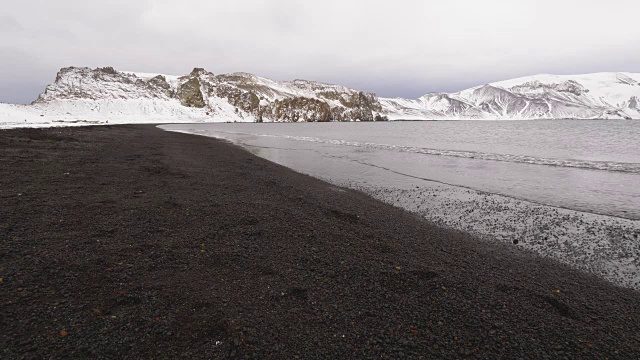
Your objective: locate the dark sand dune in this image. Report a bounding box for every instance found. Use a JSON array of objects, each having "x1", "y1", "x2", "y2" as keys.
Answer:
[{"x1": 1, "y1": 125, "x2": 639, "y2": 359}]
